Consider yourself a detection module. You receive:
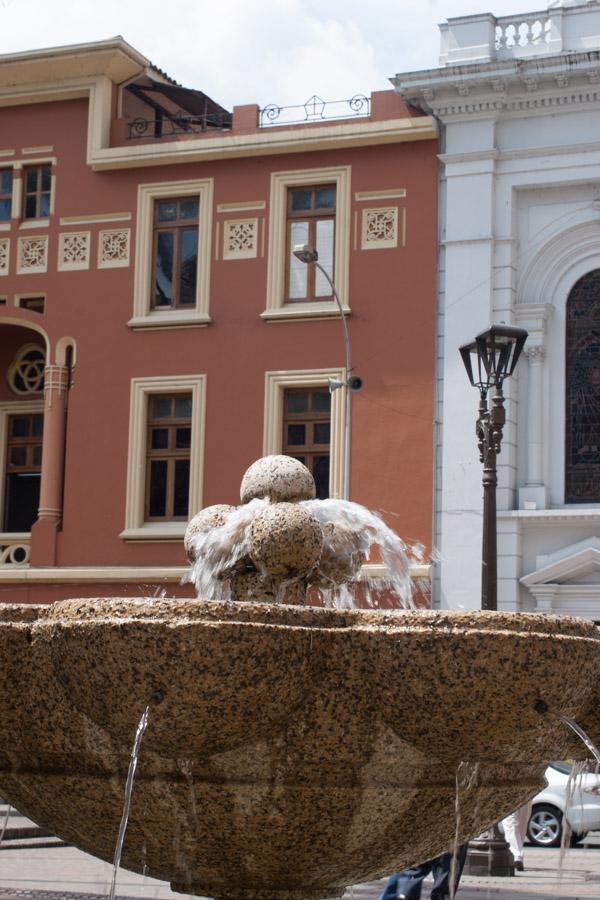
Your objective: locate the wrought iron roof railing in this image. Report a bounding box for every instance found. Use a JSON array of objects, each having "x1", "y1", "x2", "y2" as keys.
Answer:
[
  {"x1": 127, "y1": 111, "x2": 232, "y2": 140},
  {"x1": 259, "y1": 94, "x2": 370, "y2": 128}
]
